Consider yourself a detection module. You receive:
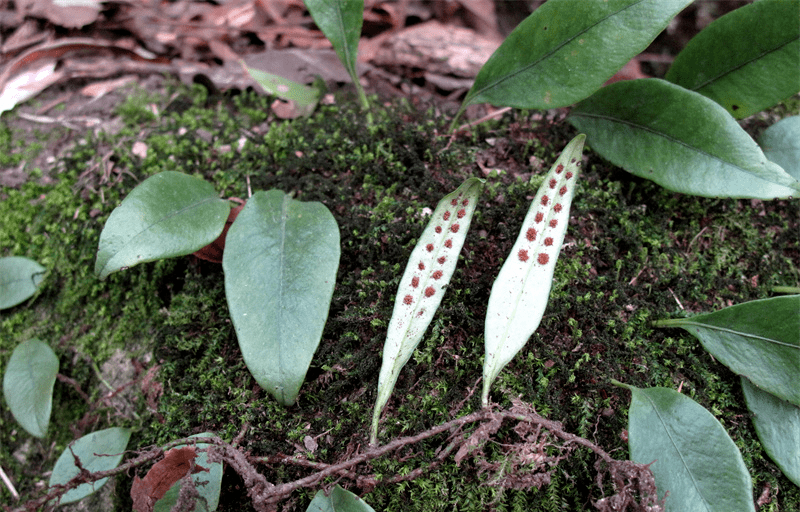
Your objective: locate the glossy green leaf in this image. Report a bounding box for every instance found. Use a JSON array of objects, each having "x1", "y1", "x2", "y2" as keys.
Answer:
[
  {"x1": 482, "y1": 135, "x2": 584, "y2": 407},
  {"x1": 655, "y1": 295, "x2": 800, "y2": 407},
  {"x1": 759, "y1": 116, "x2": 800, "y2": 180},
  {"x1": 307, "y1": 485, "x2": 376, "y2": 512},
  {"x1": 153, "y1": 432, "x2": 223, "y2": 512},
  {"x1": 246, "y1": 66, "x2": 322, "y2": 117},
  {"x1": 568, "y1": 79, "x2": 800, "y2": 199},
  {"x1": 2, "y1": 339, "x2": 58, "y2": 438},
  {"x1": 665, "y1": 0, "x2": 800, "y2": 119},
  {"x1": 0, "y1": 256, "x2": 45, "y2": 309},
  {"x1": 741, "y1": 377, "x2": 800, "y2": 486},
  {"x1": 618, "y1": 382, "x2": 755, "y2": 512},
  {"x1": 95, "y1": 171, "x2": 230, "y2": 279},
  {"x1": 49, "y1": 427, "x2": 132, "y2": 504},
  {"x1": 304, "y1": 0, "x2": 368, "y2": 108},
  {"x1": 459, "y1": 0, "x2": 692, "y2": 112},
  {"x1": 371, "y1": 178, "x2": 484, "y2": 444},
  {"x1": 223, "y1": 190, "x2": 340, "y2": 406}
]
